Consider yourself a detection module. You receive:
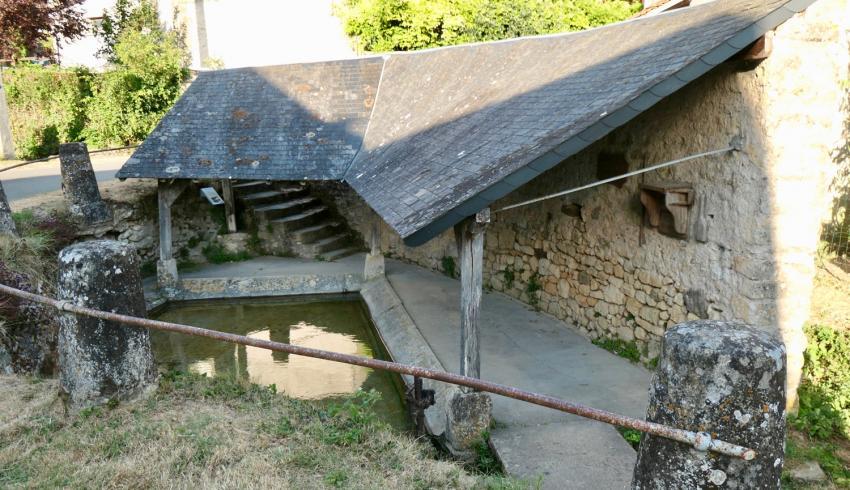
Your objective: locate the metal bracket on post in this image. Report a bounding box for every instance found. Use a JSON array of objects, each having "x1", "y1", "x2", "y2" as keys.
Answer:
[{"x1": 406, "y1": 376, "x2": 436, "y2": 436}]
